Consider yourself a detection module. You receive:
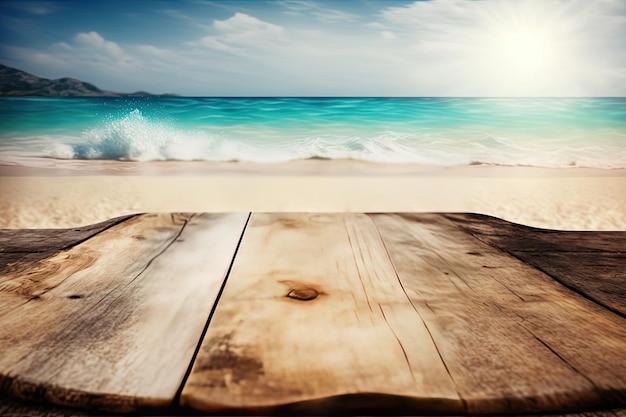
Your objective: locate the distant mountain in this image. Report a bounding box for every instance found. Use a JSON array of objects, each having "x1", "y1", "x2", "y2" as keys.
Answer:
[{"x1": 0, "y1": 64, "x2": 162, "y2": 96}]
